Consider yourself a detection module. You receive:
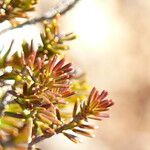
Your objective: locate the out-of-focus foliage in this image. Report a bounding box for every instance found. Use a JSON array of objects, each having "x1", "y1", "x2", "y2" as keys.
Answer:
[{"x1": 0, "y1": 0, "x2": 38, "y2": 26}]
